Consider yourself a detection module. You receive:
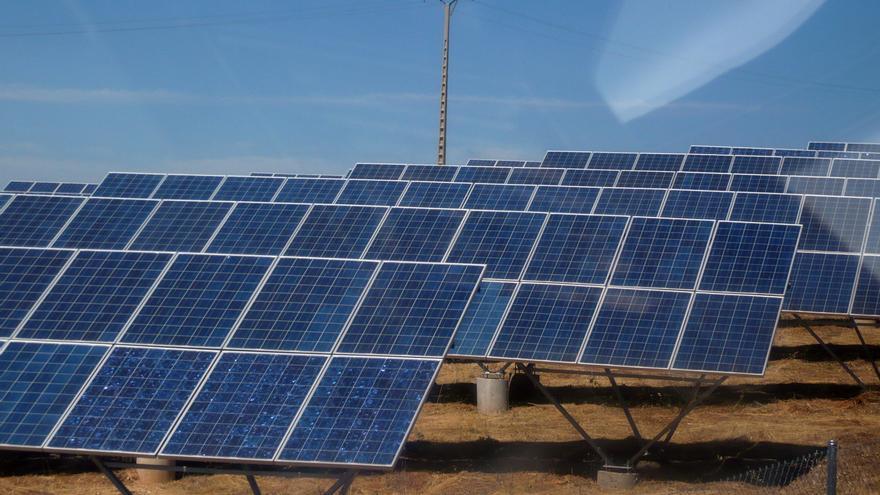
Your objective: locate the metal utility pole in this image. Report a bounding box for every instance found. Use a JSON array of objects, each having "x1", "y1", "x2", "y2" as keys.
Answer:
[{"x1": 437, "y1": 0, "x2": 458, "y2": 165}]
